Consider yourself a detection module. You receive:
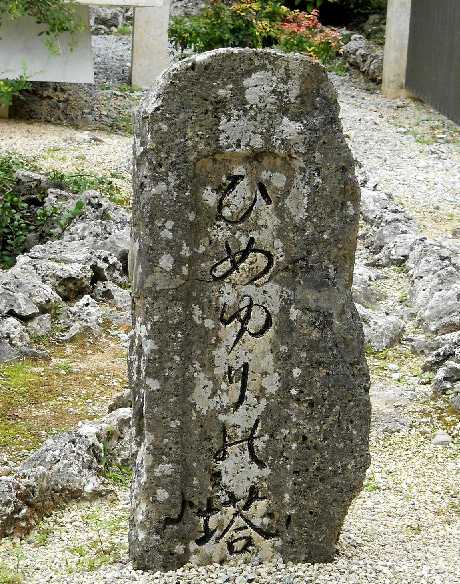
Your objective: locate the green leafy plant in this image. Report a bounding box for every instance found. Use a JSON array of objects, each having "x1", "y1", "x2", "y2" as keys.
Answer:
[
  {"x1": 363, "y1": 473, "x2": 381, "y2": 492},
  {"x1": 277, "y1": 8, "x2": 342, "y2": 62},
  {"x1": 169, "y1": 0, "x2": 343, "y2": 63},
  {"x1": 103, "y1": 463, "x2": 133, "y2": 487},
  {"x1": 0, "y1": 74, "x2": 31, "y2": 107},
  {"x1": 0, "y1": 0, "x2": 83, "y2": 51},
  {"x1": 169, "y1": 0, "x2": 283, "y2": 52},
  {"x1": 0, "y1": 153, "x2": 87, "y2": 267},
  {"x1": 33, "y1": 526, "x2": 53, "y2": 547},
  {"x1": 114, "y1": 23, "x2": 132, "y2": 36}
]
